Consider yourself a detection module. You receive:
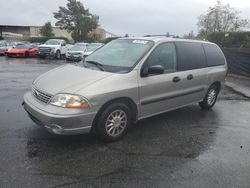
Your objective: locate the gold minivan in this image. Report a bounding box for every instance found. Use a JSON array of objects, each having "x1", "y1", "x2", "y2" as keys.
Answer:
[{"x1": 23, "y1": 37, "x2": 227, "y2": 141}]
